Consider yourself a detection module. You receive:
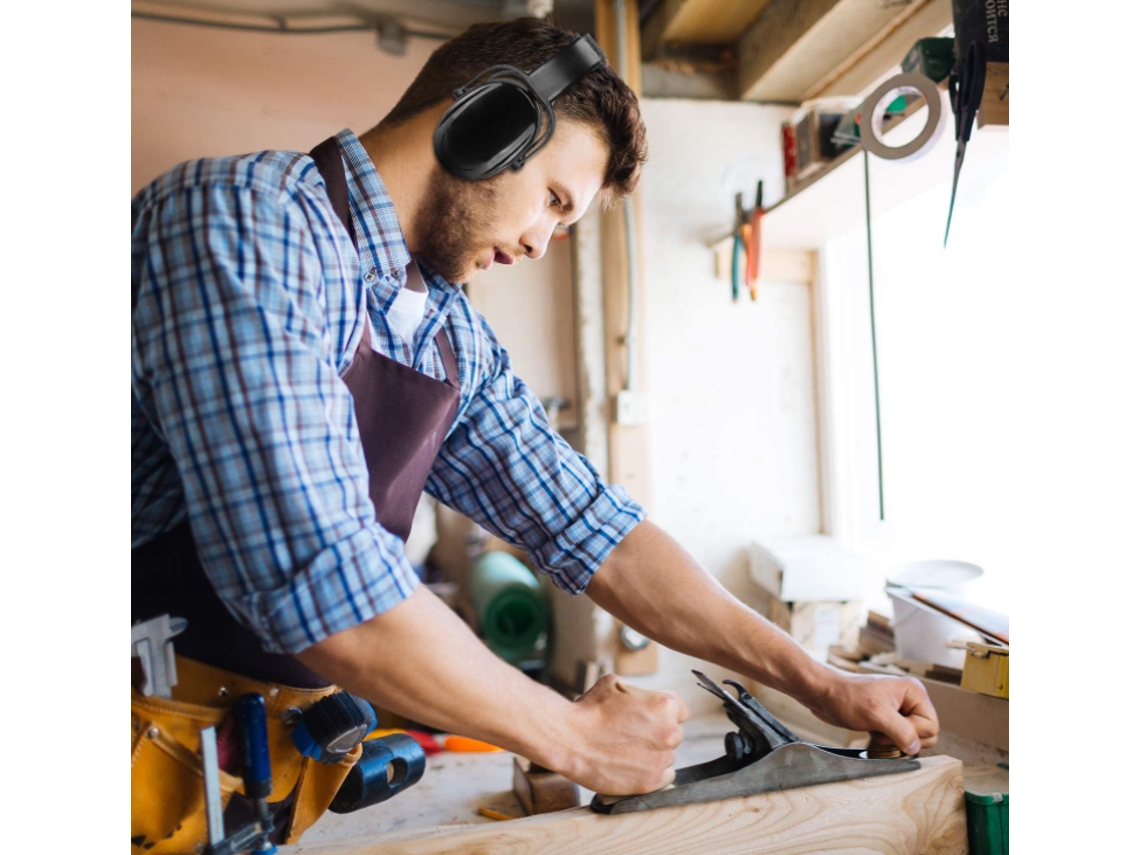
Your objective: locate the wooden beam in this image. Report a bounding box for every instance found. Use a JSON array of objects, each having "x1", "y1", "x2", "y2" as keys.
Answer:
[
  {"x1": 595, "y1": 0, "x2": 652, "y2": 510},
  {"x1": 664, "y1": 0, "x2": 775, "y2": 43},
  {"x1": 803, "y1": 0, "x2": 953, "y2": 99},
  {"x1": 738, "y1": 0, "x2": 931, "y2": 103},
  {"x1": 595, "y1": 0, "x2": 658, "y2": 674},
  {"x1": 641, "y1": 0, "x2": 773, "y2": 60},
  {"x1": 294, "y1": 756, "x2": 967, "y2": 854}
]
